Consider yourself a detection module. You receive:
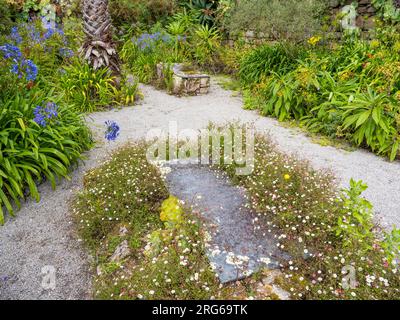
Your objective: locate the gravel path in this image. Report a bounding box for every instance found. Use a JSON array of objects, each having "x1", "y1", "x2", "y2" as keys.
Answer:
[{"x1": 1, "y1": 78, "x2": 399, "y2": 299}]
